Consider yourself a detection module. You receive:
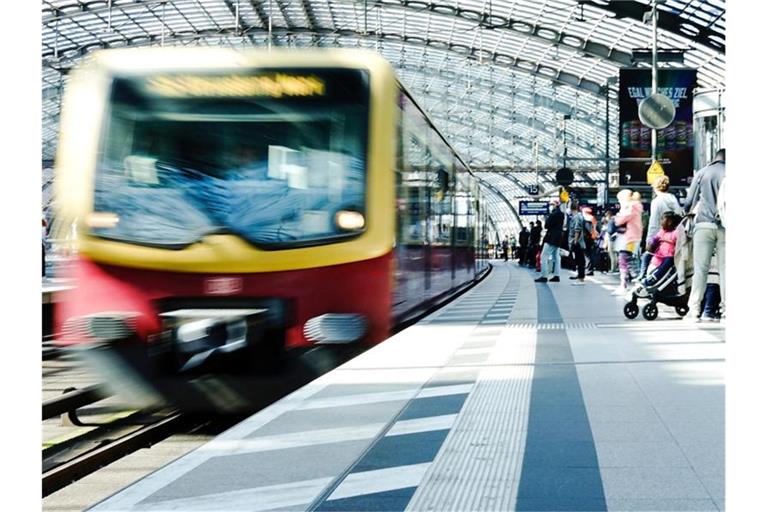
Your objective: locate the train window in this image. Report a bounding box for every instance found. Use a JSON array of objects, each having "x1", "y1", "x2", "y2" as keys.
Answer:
[{"x1": 91, "y1": 69, "x2": 370, "y2": 249}]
